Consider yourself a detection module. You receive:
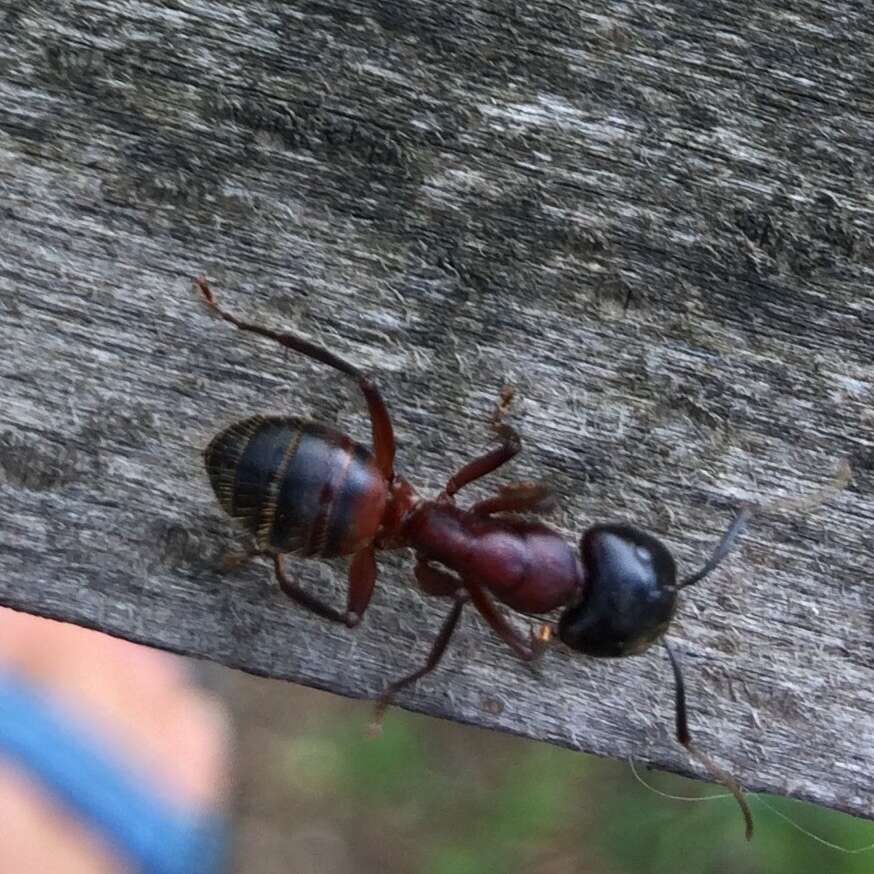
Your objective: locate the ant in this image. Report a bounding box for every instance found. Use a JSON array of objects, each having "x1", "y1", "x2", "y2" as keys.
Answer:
[{"x1": 195, "y1": 277, "x2": 756, "y2": 837}]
